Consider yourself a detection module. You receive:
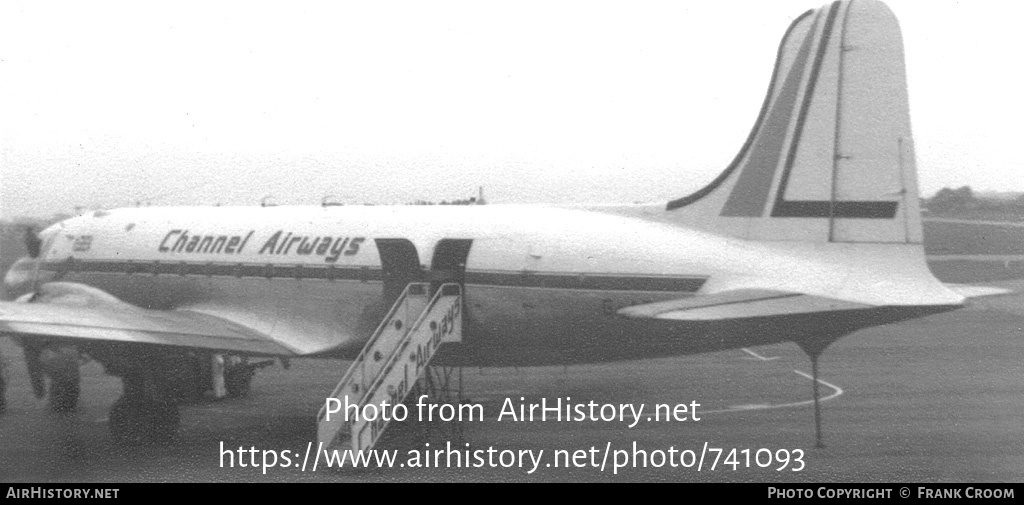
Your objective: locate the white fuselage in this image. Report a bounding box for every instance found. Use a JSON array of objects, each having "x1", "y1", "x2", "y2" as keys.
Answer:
[{"x1": 26, "y1": 204, "x2": 947, "y2": 365}]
